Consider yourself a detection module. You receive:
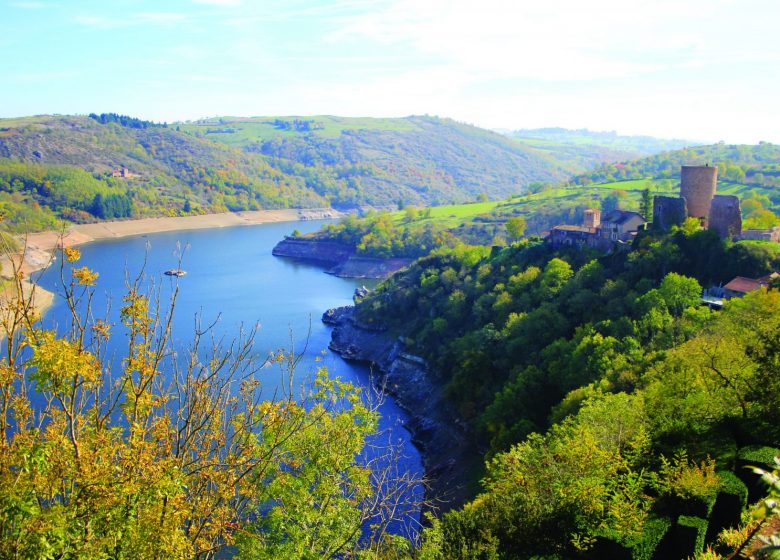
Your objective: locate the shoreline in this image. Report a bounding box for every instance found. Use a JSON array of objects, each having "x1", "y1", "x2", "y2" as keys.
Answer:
[{"x1": 2, "y1": 208, "x2": 339, "y2": 317}]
